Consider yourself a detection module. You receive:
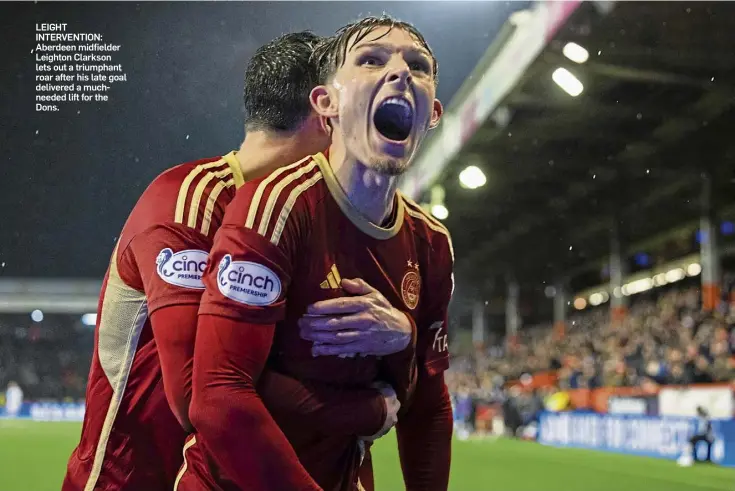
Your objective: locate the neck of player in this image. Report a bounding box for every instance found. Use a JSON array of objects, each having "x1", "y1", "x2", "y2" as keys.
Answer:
[
  {"x1": 327, "y1": 138, "x2": 397, "y2": 227},
  {"x1": 235, "y1": 129, "x2": 313, "y2": 181}
]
